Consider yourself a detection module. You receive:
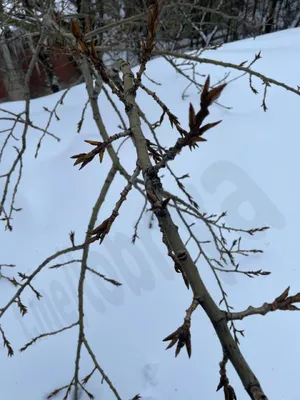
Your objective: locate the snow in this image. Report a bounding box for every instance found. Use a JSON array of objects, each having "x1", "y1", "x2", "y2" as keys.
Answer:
[{"x1": 1, "y1": 27, "x2": 300, "y2": 400}]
